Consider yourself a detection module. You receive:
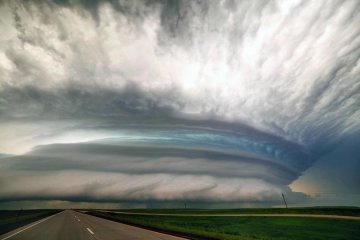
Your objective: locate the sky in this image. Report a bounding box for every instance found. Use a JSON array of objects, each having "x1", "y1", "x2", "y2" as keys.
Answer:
[{"x1": 0, "y1": 0, "x2": 359, "y2": 209}]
